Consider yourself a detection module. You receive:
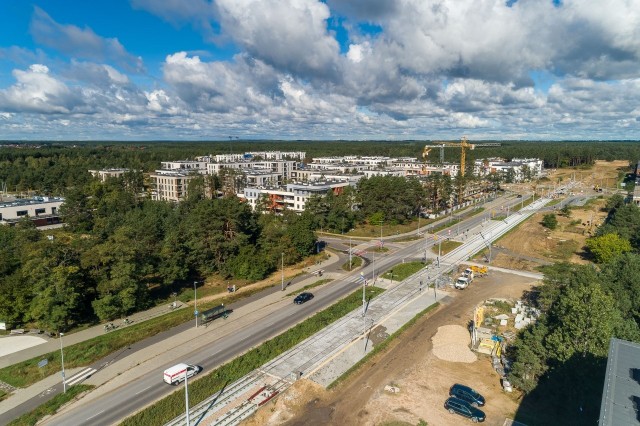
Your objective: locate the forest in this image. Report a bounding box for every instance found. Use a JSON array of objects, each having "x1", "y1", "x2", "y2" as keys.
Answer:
[
  {"x1": 508, "y1": 194, "x2": 640, "y2": 425},
  {"x1": 2, "y1": 140, "x2": 640, "y2": 194},
  {"x1": 1, "y1": 140, "x2": 639, "y2": 335}
]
